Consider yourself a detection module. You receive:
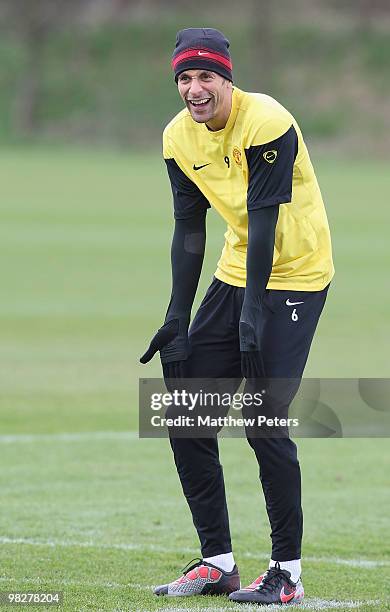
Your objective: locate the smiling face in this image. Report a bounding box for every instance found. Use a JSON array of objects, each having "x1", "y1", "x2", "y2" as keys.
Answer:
[{"x1": 177, "y1": 69, "x2": 233, "y2": 131}]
